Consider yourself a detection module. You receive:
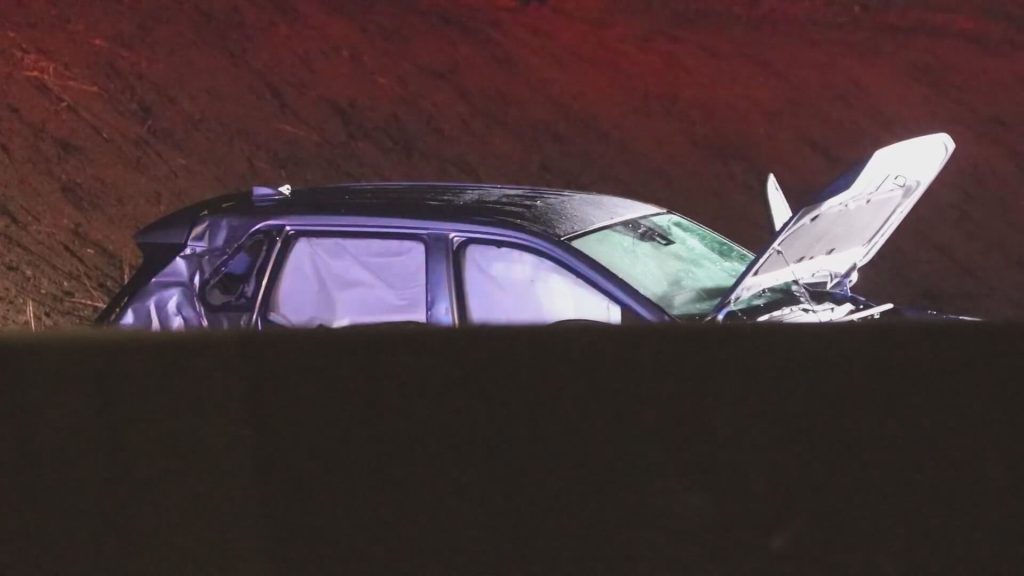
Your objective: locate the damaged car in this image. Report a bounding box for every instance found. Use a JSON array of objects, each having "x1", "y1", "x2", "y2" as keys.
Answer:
[{"x1": 98, "y1": 133, "x2": 970, "y2": 329}]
